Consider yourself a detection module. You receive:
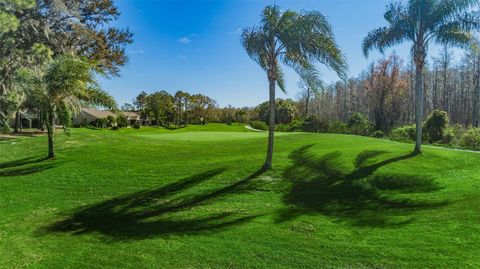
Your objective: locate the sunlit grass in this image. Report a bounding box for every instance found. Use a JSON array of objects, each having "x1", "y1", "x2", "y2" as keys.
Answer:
[{"x1": 1, "y1": 124, "x2": 479, "y2": 268}]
